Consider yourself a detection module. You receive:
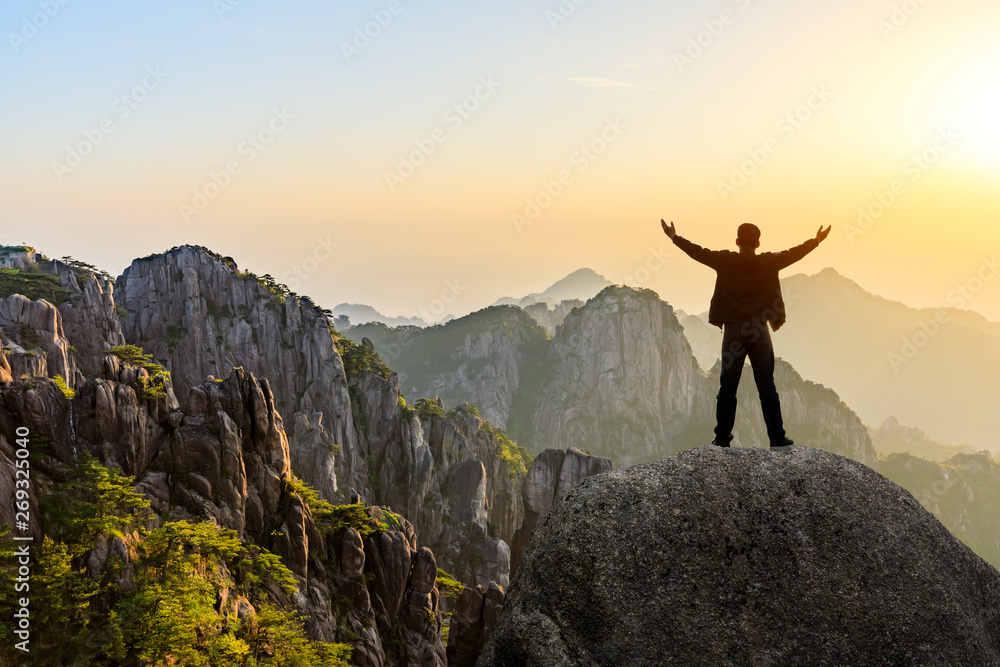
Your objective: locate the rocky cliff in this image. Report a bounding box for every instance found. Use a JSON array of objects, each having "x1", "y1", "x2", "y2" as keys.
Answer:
[
  {"x1": 0, "y1": 353, "x2": 450, "y2": 665},
  {"x1": 351, "y1": 285, "x2": 879, "y2": 469},
  {"x1": 116, "y1": 246, "x2": 360, "y2": 500},
  {"x1": 1, "y1": 247, "x2": 547, "y2": 664},
  {"x1": 480, "y1": 445, "x2": 1000, "y2": 666},
  {"x1": 517, "y1": 287, "x2": 709, "y2": 466},
  {"x1": 347, "y1": 306, "x2": 550, "y2": 430}
]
